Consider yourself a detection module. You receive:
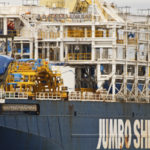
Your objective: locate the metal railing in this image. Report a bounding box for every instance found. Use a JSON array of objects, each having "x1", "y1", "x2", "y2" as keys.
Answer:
[
  {"x1": 68, "y1": 53, "x2": 91, "y2": 60},
  {"x1": 0, "y1": 91, "x2": 149, "y2": 103},
  {"x1": 38, "y1": 31, "x2": 60, "y2": 39},
  {"x1": 67, "y1": 30, "x2": 85, "y2": 38},
  {"x1": 36, "y1": 92, "x2": 107, "y2": 101},
  {"x1": 4, "y1": 92, "x2": 28, "y2": 100},
  {"x1": 66, "y1": 30, "x2": 109, "y2": 38},
  {"x1": 35, "y1": 14, "x2": 93, "y2": 23},
  {"x1": 36, "y1": 92, "x2": 62, "y2": 100},
  {"x1": 95, "y1": 31, "x2": 104, "y2": 37},
  {"x1": 68, "y1": 92, "x2": 112, "y2": 101}
]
